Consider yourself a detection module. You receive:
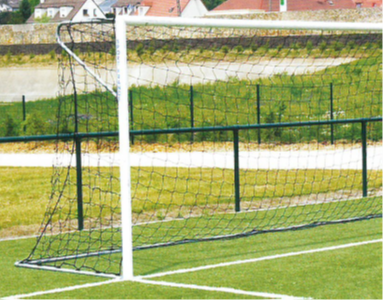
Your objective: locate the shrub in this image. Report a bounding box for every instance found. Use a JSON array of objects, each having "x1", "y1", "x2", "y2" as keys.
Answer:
[
  {"x1": 22, "y1": 112, "x2": 48, "y2": 136},
  {"x1": 109, "y1": 46, "x2": 116, "y2": 56},
  {"x1": 306, "y1": 41, "x2": 313, "y2": 51},
  {"x1": 49, "y1": 50, "x2": 56, "y2": 60},
  {"x1": 234, "y1": 45, "x2": 244, "y2": 53},
  {"x1": 319, "y1": 41, "x2": 327, "y2": 52},
  {"x1": 6, "y1": 50, "x2": 12, "y2": 61},
  {"x1": 250, "y1": 43, "x2": 258, "y2": 52},
  {"x1": 347, "y1": 41, "x2": 356, "y2": 50},
  {"x1": 331, "y1": 41, "x2": 344, "y2": 52},
  {"x1": 364, "y1": 42, "x2": 372, "y2": 49},
  {"x1": 136, "y1": 43, "x2": 144, "y2": 56},
  {"x1": 221, "y1": 46, "x2": 229, "y2": 54},
  {"x1": 4, "y1": 114, "x2": 19, "y2": 137}
]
